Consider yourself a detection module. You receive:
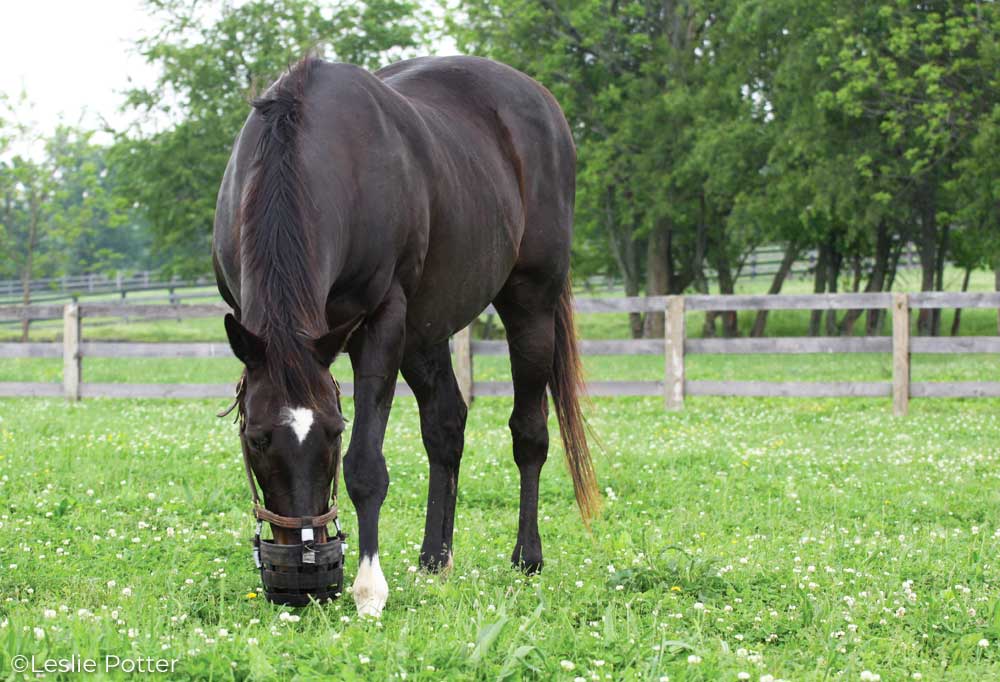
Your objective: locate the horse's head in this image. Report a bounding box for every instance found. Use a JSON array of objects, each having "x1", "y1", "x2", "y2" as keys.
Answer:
[{"x1": 223, "y1": 313, "x2": 357, "y2": 547}]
